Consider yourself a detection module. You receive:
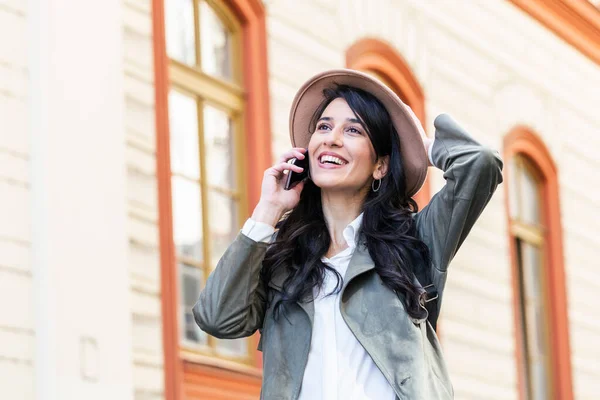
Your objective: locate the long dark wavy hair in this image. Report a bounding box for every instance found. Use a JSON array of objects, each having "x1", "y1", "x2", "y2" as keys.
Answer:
[{"x1": 261, "y1": 84, "x2": 431, "y2": 320}]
